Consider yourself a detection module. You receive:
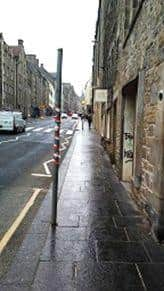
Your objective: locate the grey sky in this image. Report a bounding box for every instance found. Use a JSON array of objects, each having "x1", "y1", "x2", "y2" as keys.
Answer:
[{"x1": 0, "y1": 0, "x2": 98, "y2": 95}]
